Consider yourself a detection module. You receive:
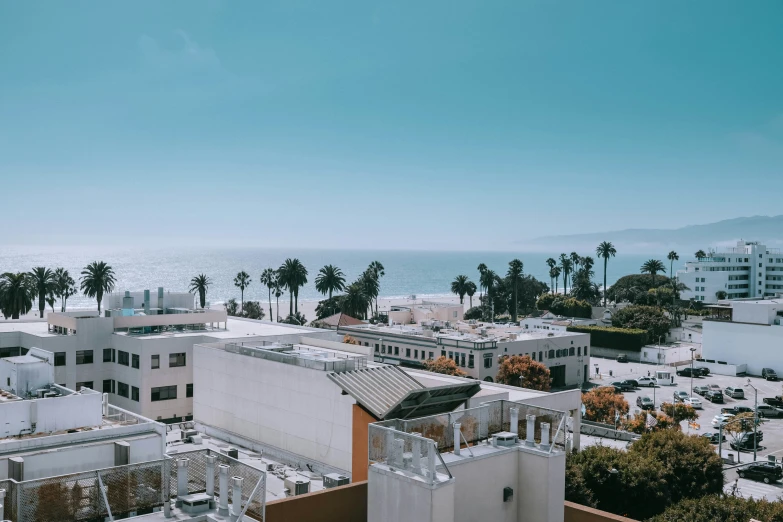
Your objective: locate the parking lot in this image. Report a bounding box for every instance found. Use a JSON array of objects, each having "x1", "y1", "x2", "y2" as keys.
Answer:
[{"x1": 589, "y1": 356, "x2": 783, "y2": 495}]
